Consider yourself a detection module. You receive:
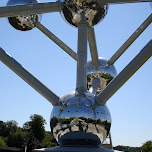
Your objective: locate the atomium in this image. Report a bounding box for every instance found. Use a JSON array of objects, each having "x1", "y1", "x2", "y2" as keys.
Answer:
[
  {"x1": 7, "y1": 0, "x2": 41, "y2": 31},
  {"x1": 50, "y1": 91, "x2": 111, "y2": 147},
  {"x1": 60, "y1": 0, "x2": 108, "y2": 27},
  {"x1": 0, "y1": 0, "x2": 151, "y2": 151}
]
